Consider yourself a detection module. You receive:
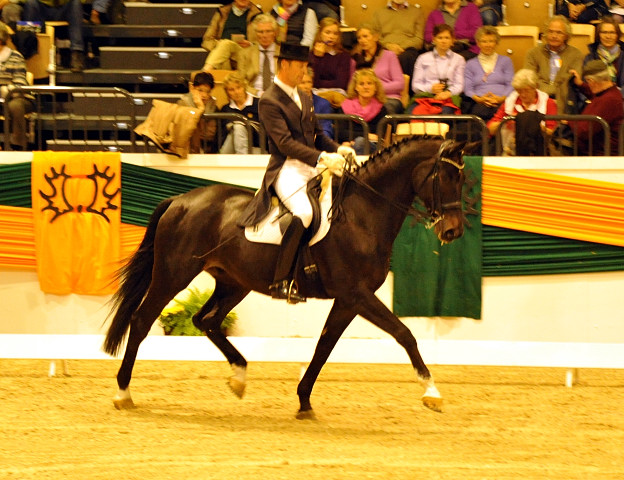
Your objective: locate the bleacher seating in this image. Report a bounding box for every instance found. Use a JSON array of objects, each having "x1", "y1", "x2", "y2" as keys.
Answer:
[
  {"x1": 2, "y1": 0, "x2": 621, "y2": 156},
  {"x1": 56, "y1": 2, "x2": 219, "y2": 93},
  {"x1": 496, "y1": 25, "x2": 540, "y2": 72}
]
